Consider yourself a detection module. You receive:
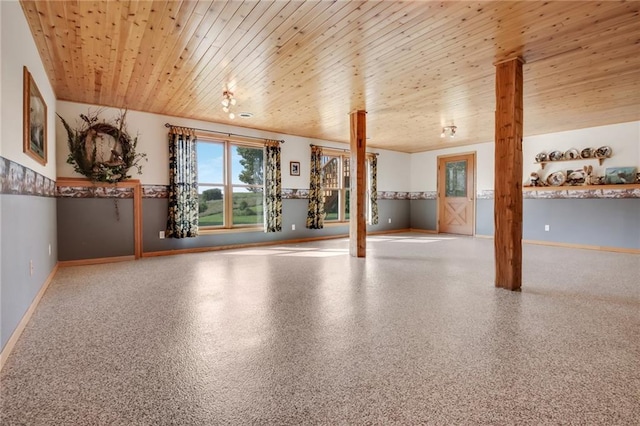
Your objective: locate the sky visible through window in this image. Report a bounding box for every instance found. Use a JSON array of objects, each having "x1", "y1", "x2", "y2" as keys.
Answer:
[
  {"x1": 197, "y1": 142, "x2": 223, "y2": 185},
  {"x1": 197, "y1": 142, "x2": 259, "y2": 193}
]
